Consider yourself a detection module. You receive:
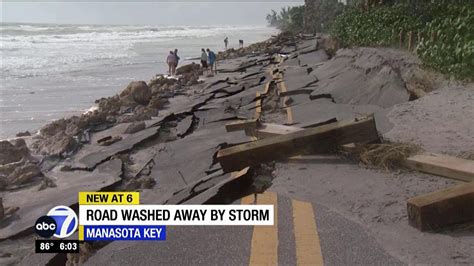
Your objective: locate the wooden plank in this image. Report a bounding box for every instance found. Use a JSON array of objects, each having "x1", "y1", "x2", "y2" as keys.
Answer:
[
  {"x1": 217, "y1": 117, "x2": 379, "y2": 172},
  {"x1": 256, "y1": 125, "x2": 365, "y2": 156},
  {"x1": 405, "y1": 153, "x2": 474, "y2": 182},
  {"x1": 255, "y1": 123, "x2": 302, "y2": 139},
  {"x1": 263, "y1": 79, "x2": 271, "y2": 95},
  {"x1": 226, "y1": 122, "x2": 304, "y2": 137},
  {"x1": 407, "y1": 182, "x2": 474, "y2": 231},
  {"x1": 225, "y1": 119, "x2": 259, "y2": 132}
]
